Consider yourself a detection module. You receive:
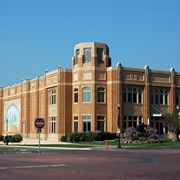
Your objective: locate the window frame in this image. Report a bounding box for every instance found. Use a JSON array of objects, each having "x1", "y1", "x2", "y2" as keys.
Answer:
[
  {"x1": 97, "y1": 87, "x2": 105, "y2": 103},
  {"x1": 74, "y1": 88, "x2": 78, "y2": 103},
  {"x1": 49, "y1": 89, "x2": 56, "y2": 105},
  {"x1": 82, "y1": 87, "x2": 92, "y2": 103},
  {"x1": 97, "y1": 48, "x2": 104, "y2": 64},
  {"x1": 75, "y1": 49, "x2": 79, "y2": 64},
  {"x1": 82, "y1": 115, "x2": 92, "y2": 132},
  {"x1": 83, "y1": 47, "x2": 92, "y2": 63},
  {"x1": 49, "y1": 117, "x2": 56, "y2": 134},
  {"x1": 74, "y1": 116, "x2": 78, "y2": 132},
  {"x1": 123, "y1": 87, "x2": 142, "y2": 104},
  {"x1": 151, "y1": 89, "x2": 169, "y2": 105},
  {"x1": 97, "y1": 115, "x2": 105, "y2": 132}
]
